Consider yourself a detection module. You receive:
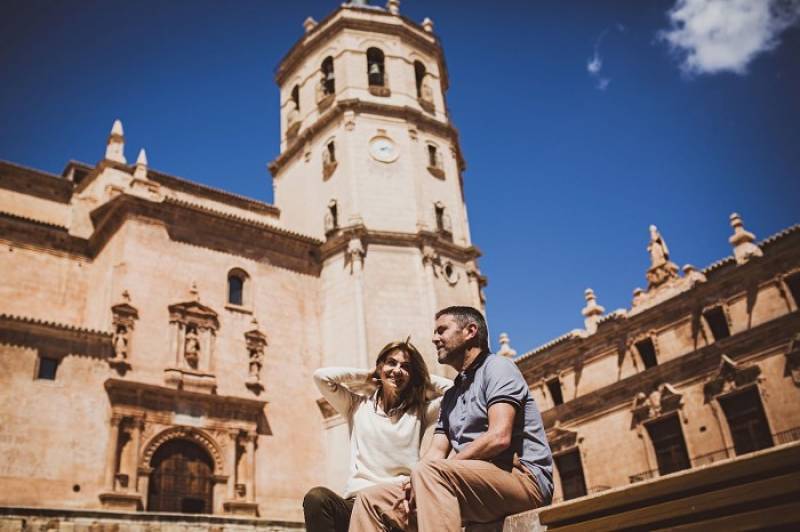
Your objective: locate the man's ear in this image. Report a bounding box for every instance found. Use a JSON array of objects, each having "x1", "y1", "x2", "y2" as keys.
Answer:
[{"x1": 463, "y1": 322, "x2": 479, "y2": 342}]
